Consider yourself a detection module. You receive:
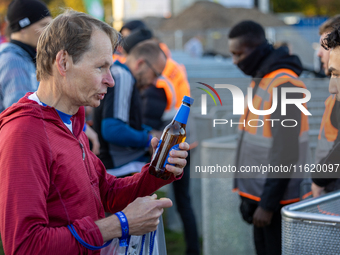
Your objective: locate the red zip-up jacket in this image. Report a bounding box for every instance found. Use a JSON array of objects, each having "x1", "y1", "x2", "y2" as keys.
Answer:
[{"x1": 0, "y1": 93, "x2": 179, "y2": 254}]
